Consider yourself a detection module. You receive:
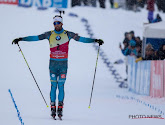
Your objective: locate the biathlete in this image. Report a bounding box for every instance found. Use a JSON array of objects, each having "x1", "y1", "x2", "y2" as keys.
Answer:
[{"x1": 12, "y1": 15, "x2": 104, "y2": 119}]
